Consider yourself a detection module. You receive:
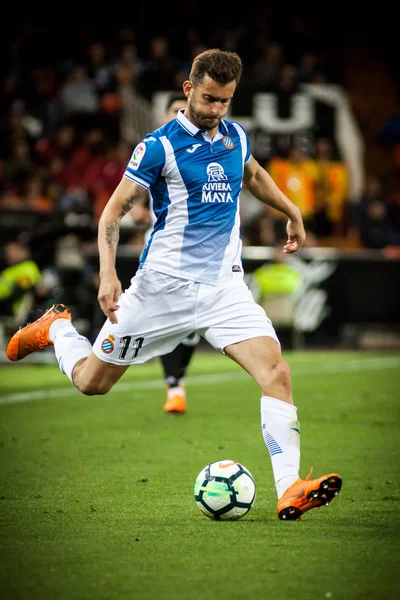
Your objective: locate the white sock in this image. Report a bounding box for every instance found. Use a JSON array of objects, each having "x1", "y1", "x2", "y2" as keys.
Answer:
[
  {"x1": 50, "y1": 321, "x2": 92, "y2": 383},
  {"x1": 261, "y1": 396, "x2": 300, "y2": 498},
  {"x1": 49, "y1": 318, "x2": 71, "y2": 342}
]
